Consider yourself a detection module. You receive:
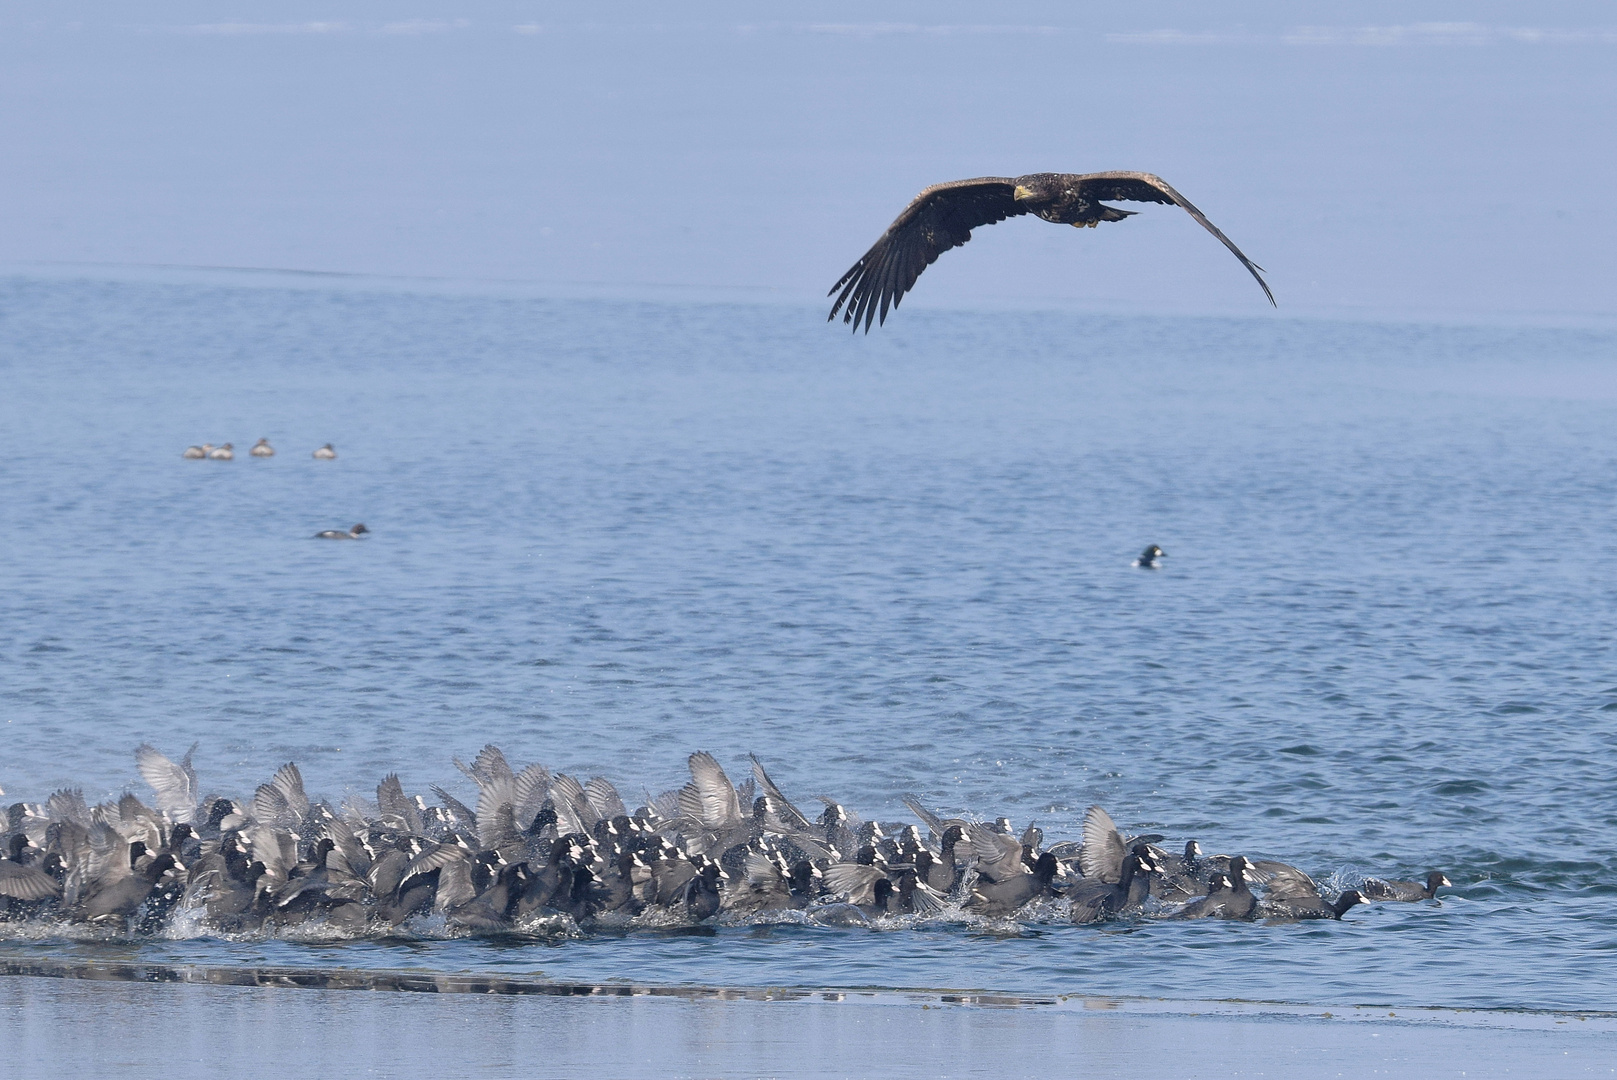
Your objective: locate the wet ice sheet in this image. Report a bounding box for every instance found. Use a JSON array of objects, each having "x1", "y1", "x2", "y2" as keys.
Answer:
[{"x1": 2, "y1": 968, "x2": 1614, "y2": 1080}]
